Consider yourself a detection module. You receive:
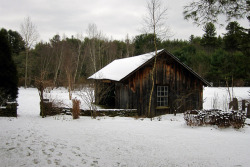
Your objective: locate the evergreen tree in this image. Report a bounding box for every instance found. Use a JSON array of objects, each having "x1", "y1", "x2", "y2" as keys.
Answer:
[
  {"x1": 207, "y1": 49, "x2": 227, "y2": 86},
  {"x1": 0, "y1": 28, "x2": 18, "y2": 104},
  {"x1": 201, "y1": 22, "x2": 217, "y2": 49},
  {"x1": 133, "y1": 34, "x2": 161, "y2": 55},
  {"x1": 7, "y1": 30, "x2": 25, "y2": 55},
  {"x1": 224, "y1": 21, "x2": 247, "y2": 51},
  {"x1": 173, "y1": 45, "x2": 196, "y2": 65}
]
